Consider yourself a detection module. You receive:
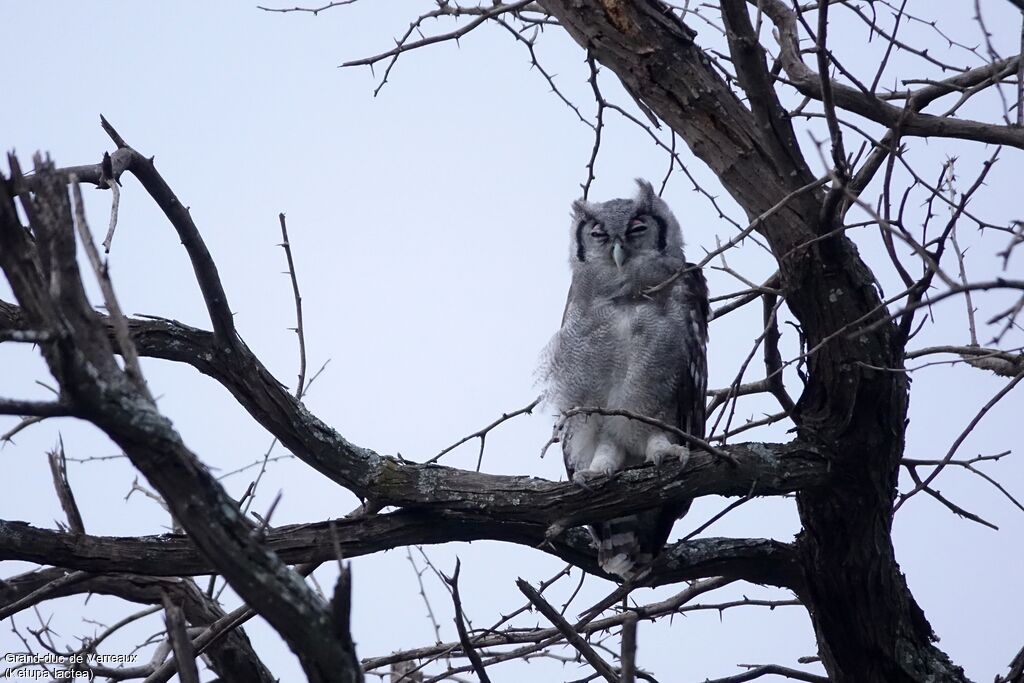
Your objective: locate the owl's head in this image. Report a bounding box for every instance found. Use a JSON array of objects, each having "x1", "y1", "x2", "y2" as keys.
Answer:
[{"x1": 569, "y1": 179, "x2": 684, "y2": 270}]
